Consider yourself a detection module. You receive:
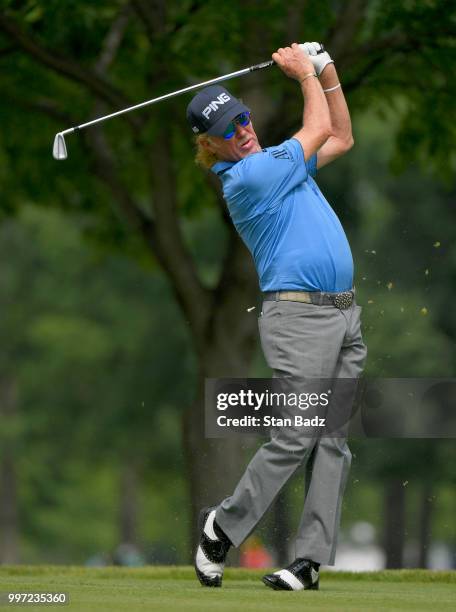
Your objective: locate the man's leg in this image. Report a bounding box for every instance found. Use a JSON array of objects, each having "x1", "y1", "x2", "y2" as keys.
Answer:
[
  {"x1": 215, "y1": 300, "x2": 348, "y2": 547},
  {"x1": 215, "y1": 418, "x2": 319, "y2": 547},
  {"x1": 294, "y1": 436, "x2": 352, "y2": 565},
  {"x1": 295, "y1": 304, "x2": 367, "y2": 565}
]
